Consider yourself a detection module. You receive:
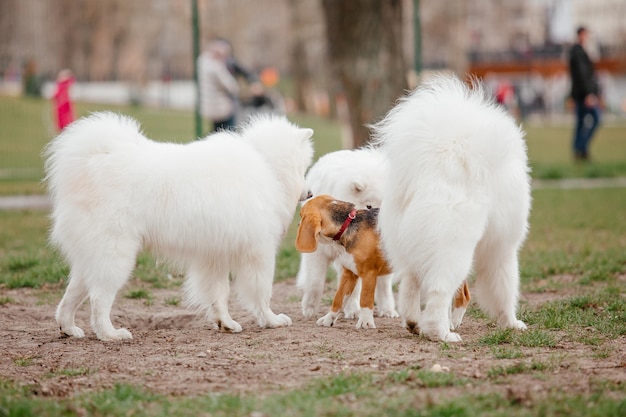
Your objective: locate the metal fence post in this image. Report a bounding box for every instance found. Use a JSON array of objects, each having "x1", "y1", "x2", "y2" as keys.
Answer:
[{"x1": 191, "y1": 0, "x2": 203, "y2": 139}]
